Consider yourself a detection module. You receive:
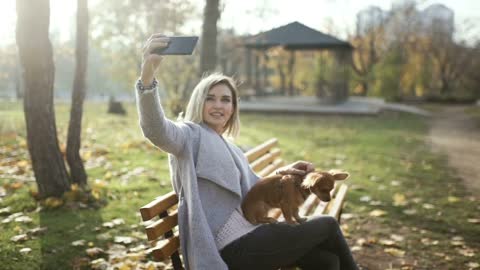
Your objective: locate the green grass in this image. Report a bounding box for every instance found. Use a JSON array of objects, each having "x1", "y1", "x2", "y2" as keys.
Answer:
[{"x1": 1, "y1": 101, "x2": 479, "y2": 269}]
